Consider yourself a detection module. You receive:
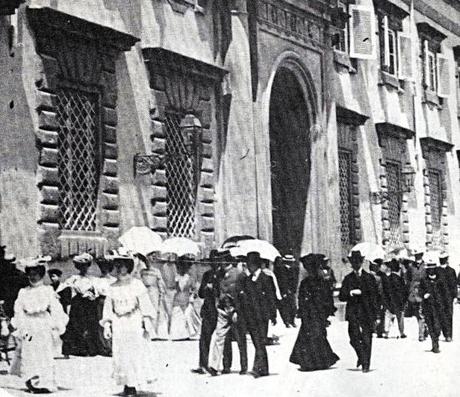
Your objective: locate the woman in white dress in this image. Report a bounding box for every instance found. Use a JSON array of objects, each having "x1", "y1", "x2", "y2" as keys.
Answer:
[
  {"x1": 9, "y1": 264, "x2": 68, "y2": 393},
  {"x1": 101, "y1": 255, "x2": 156, "y2": 396},
  {"x1": 140, "y1": 263, "x2": 169, "y2": 340},
  {"x1": 169, "y1": 257, "x2": 200, "y2": 341}
]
